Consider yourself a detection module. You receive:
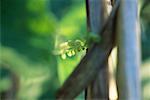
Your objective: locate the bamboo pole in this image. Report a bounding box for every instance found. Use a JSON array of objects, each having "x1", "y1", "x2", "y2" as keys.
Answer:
[
  {"x1": 116, "y1": 0, "x2": 141, "y2": 99},
  {"x1": 85, "y1": 0, "x2": 111, "y2": 99}
]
